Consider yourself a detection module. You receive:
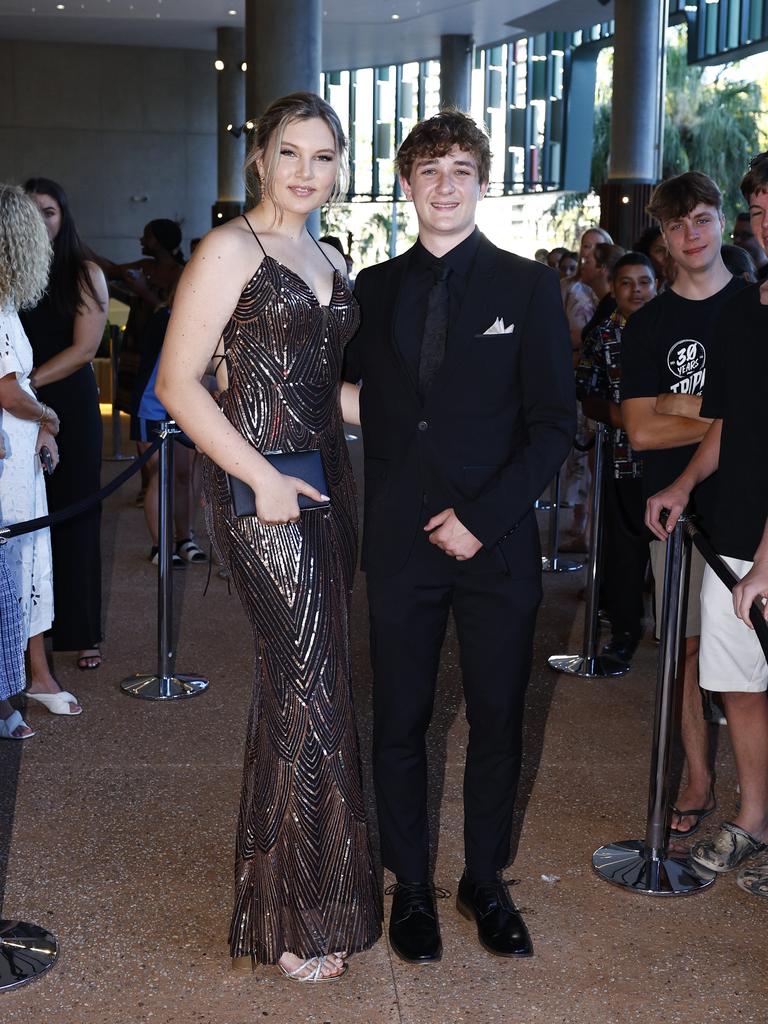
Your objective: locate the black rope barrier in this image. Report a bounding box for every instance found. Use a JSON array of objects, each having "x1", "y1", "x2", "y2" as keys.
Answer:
[
  {"x1": 592, "y1": 511, "x2": 768, "y2": 897},
  {"x1": 685, "y1": 520, "x2": 768, "y2": 662},
  {"x1": 0, "y1": 436, "x2": 162, "y2": 542}
]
